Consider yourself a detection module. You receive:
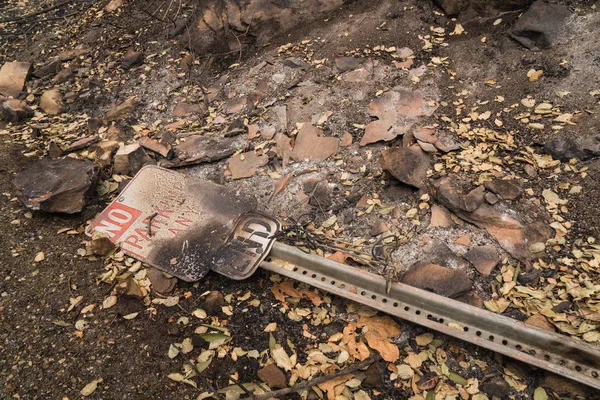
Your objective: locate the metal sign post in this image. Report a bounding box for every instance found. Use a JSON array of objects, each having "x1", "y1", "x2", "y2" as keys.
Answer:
[{"x1": 88, "y1": 166, "x2": 600, "y2": 390}]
